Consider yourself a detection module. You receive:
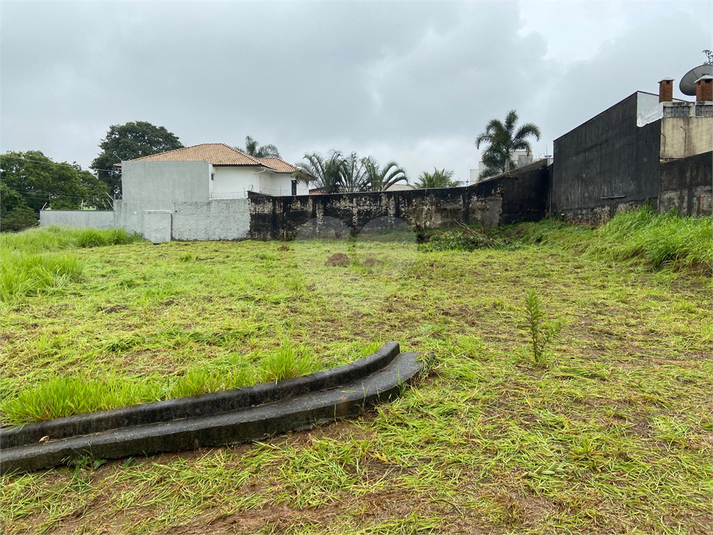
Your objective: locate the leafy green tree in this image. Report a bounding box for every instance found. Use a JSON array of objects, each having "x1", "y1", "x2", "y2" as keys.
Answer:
[
  {"x1": 414, "y1": 168, "x2": 459, "y2": 188},
  {"x1": 476, "y1": 110, "x2": 541, "y2": 178},
  {"x1": 91, "y1": 121, "x2": 183, "y2": 195},
  {"x1": 362, "y1": 157, "x2": 408, "y2": 191},
  {"x1": 1, "y1": 151, "x2": 110, "y2": 231},
  {"x1": 240, "y1": 136, "x2": 281, "y2": 158}
]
